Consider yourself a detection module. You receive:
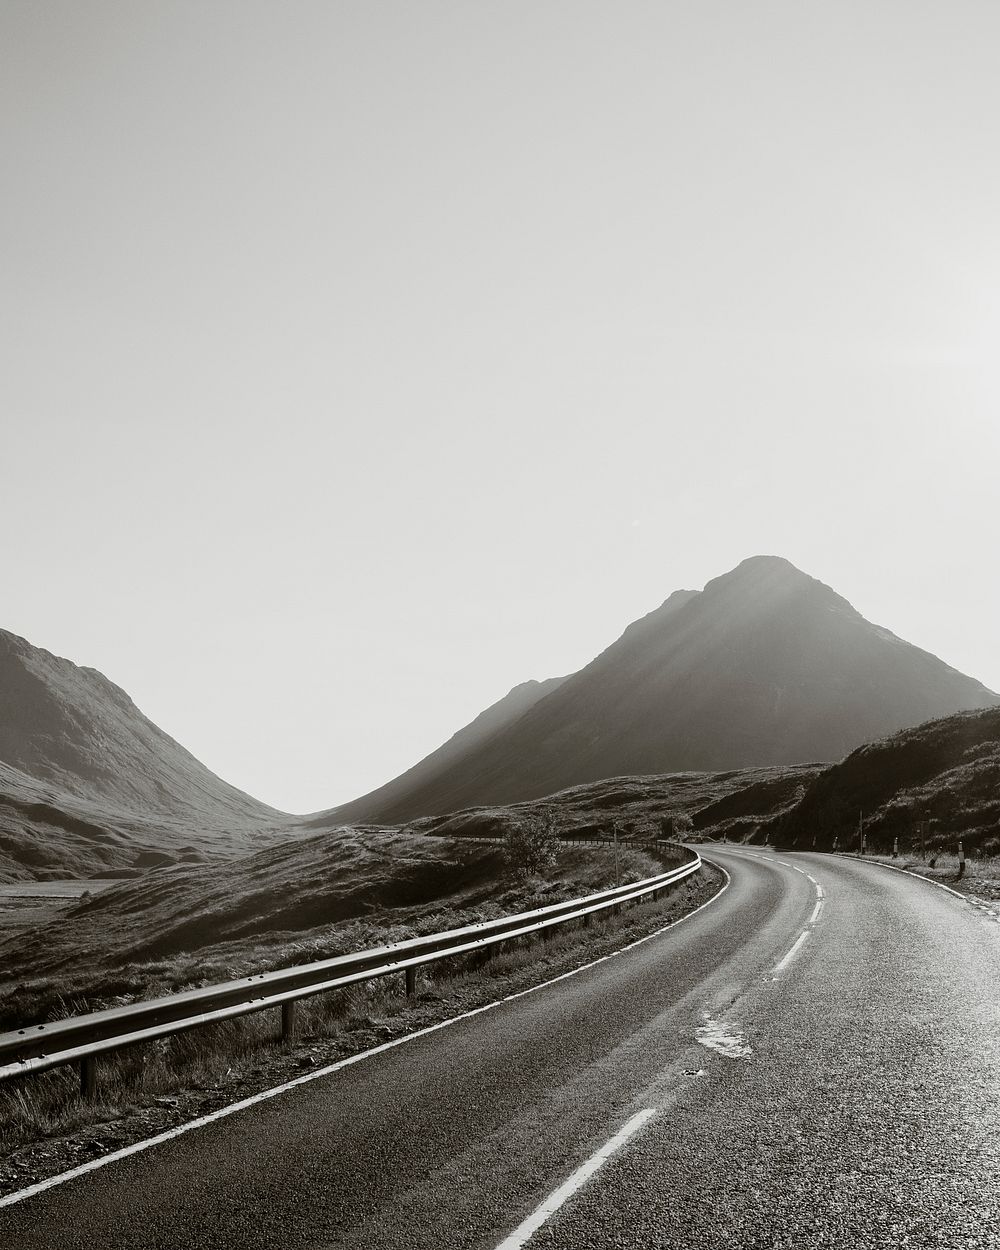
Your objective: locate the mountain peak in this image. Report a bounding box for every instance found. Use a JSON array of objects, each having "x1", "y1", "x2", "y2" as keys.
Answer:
[
  {"x1": 334, "y1": 557, "x2": 999, "y2": 823},
  {"x1": 702, "y1": 555, "x2": 859, "y2": 617},
  {"x1": 709, "y1": 554, "x2": 814, "y2": 587}
]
